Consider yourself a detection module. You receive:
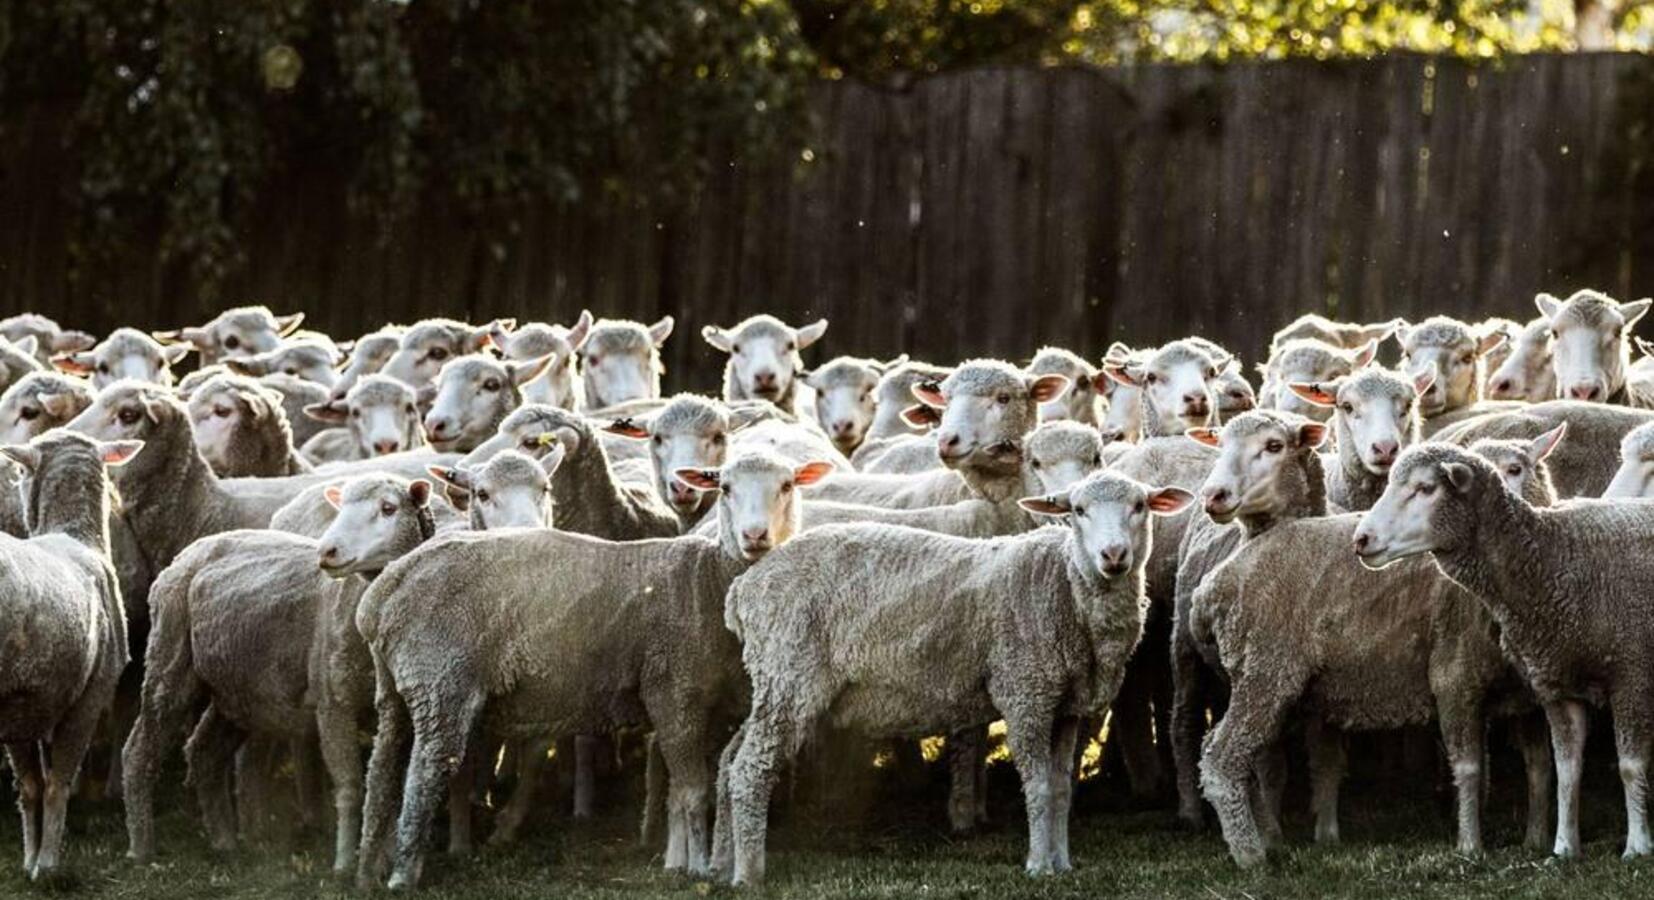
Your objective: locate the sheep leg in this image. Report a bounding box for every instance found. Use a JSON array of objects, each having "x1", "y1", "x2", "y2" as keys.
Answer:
[
  {"x1": 729, "y1": 692, "x2": 801, "y2": 888},
  {"x1": 293, "y1": 737, "x2": 324, "y2": 832},
  {"x1": 1611, "y1": 690, "x2": 1653, "y2": 858},
  {"x1": 657, "y1": 728, "x2": 713, "y2": 874},
  {"x1": 709, "y1": 724, "x2": 746, "y2": 880},
  {"x1": 184, "y1": 704, "x2": 244, "y2": 852},
  {"x1": 640, "y1": 734, "x2": 668, "y2": 848},
  {"x1": 491, "y1": 734, "x2": 551, "y2": 847},
  {"x1": 1171, "y1": 643, "x2": 1211, "y2": 829},
  {"x1": 572, "y1": 735, "x2": 599, "y2": 819},
  {"x1": 356, "y1": 672, "x2": 412, "y2": 890},
  {"x1": 446, "y1": 737, "x2": 478, "y2": 857},
  {"x1": 1249, "y1": 741, "x2": 1287, "y2": 849},
  {"x1": 1048, "y1": 716, "x2": 1081, "y2": 874},
  {"x1": 389, "y1": 691, "x2": 484, "y2": 891},
  {"x1": 317, "y1": 698, "x2": 364, "y2": 874},
  {"x1": 947, "y1": 727, "x2": 986, "y2": 833},
  {"x1": 1202, "y1": 674, "x2": 1294, "y2": 868},
  {"x1": 1436, "y1": 708, "x2": 1485, "y2": 855},
  {"x1": 1306, "y1": 719, "x2": 1347, "y2": 846},
  {"x1": 1108, "y1": 664, "x2": 1162, "y2": 800},
  {"x1": 120, "y1": 593, "x2": 204, "y2": 862},
  {"x1": 1516, "y1": 713, "x2": 1553, "y2": 851},
  {"x1": 32, "y1": 695, "x2": 102, "y2": 878},
  {"x1": 233, "y1": 736, "x2": 286, "y2": 841},
  {"x1": 1004, "y1": 713, "x2": 1058, "y2": 876},
  {"x1": 1544, "y1": 699, "x2": 1588, "y2": 859},
  {"x1": 7, "y1": 743, "x2": 43, "y2": 873}
]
